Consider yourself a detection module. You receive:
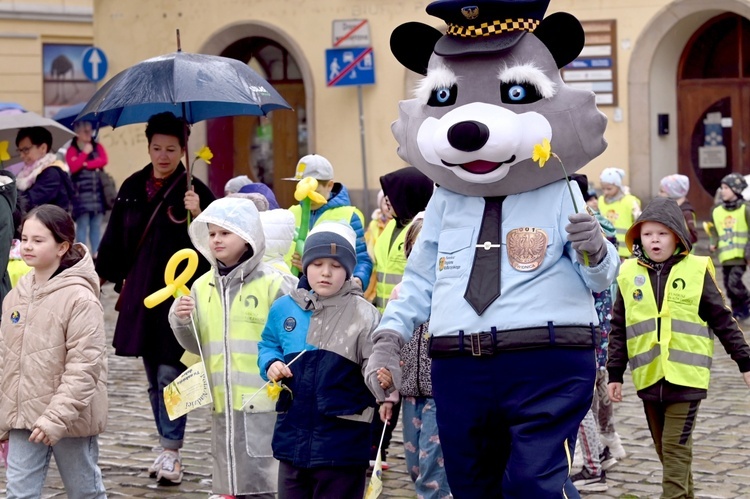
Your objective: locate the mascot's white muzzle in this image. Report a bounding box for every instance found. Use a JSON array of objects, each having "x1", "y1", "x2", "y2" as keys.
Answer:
[{"x1": 417, "y1": 102, "x2": 551, "y2": 184}]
